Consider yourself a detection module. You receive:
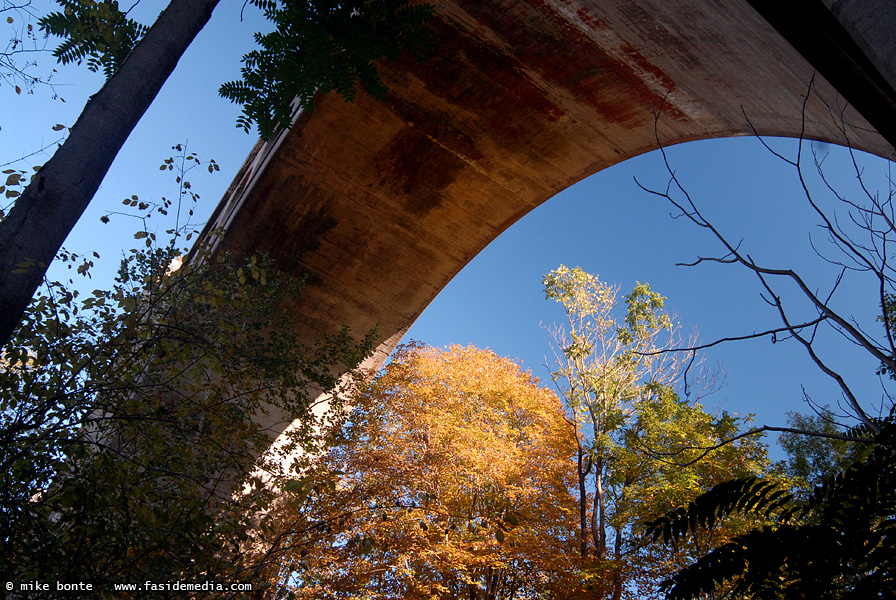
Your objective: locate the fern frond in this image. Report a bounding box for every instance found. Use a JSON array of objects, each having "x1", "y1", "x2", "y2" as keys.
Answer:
[{"x1": 645, "y1": 476, "x2": 793, "y2": 544}]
